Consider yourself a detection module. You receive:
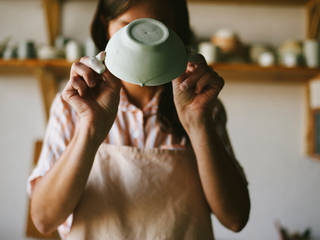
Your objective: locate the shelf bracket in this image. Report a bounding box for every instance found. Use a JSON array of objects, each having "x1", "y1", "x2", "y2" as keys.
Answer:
[
  {"x1": 306, "y1": 0, "x2": 320, "y2": 39},
  {"x1": 42, "y1": 0, "x2": 62, "y2": 46},
  {"x1": 36, "y1": 68, "x2": 59, "y2": 122}
]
